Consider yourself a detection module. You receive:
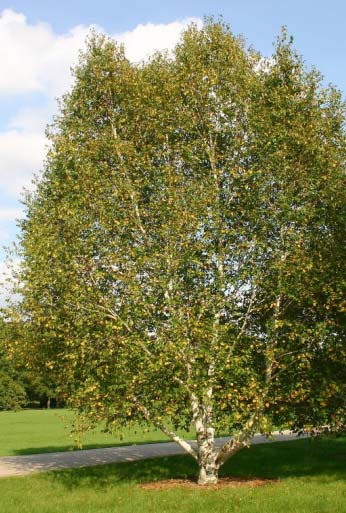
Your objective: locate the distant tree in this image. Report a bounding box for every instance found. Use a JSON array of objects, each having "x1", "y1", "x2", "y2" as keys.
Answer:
[
  {"x1": 0, "y1": 371, "x2": 26, "y2": 411},
  {"x1": 0, "y1": 317, "x2": 26, "y2": 410},
  {"x1": 0, "y1": 315, "x2": 59, "y2": 409},
  {"x1": 16, "y1": 22, "x2": 346, "y2": 483}
]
